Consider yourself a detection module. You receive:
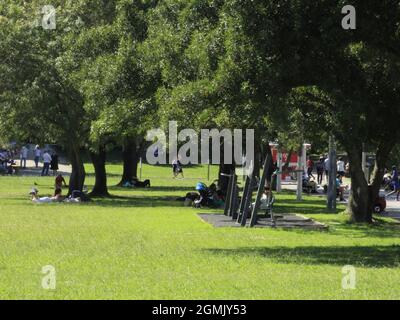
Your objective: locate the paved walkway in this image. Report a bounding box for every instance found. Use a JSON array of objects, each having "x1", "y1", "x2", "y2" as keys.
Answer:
[
  {"x1": 384, "y1": 197, "x2": 400, "y2": 220},
  {"x1": 15, "y1": 160, "x2": 72, "y2": 176}
]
